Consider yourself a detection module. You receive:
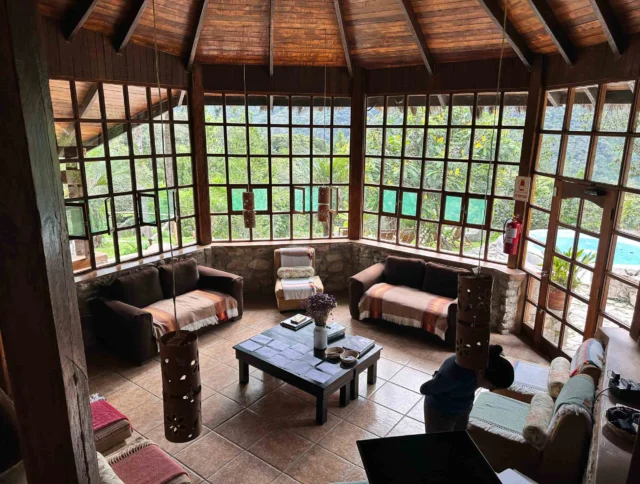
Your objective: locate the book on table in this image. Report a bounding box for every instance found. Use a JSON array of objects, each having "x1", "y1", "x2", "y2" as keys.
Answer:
[
  {"x1": 326, "y1": 323, "x2": 345, "y2": 342},
  {"x1": 342, "y1": 335, "x2": 375, "y2": 356},
  {"x1": 281, "y1": 314, "x2": 313, "y2": 331}
]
